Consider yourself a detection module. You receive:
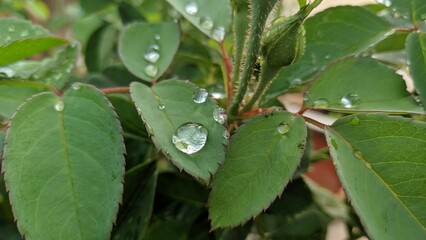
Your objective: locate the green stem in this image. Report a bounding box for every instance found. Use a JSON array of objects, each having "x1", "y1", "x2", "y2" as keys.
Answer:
[{"x1": 231, "y1": 4, "x2": 250, "y2": 85}]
